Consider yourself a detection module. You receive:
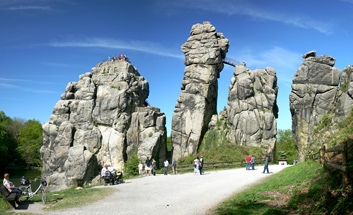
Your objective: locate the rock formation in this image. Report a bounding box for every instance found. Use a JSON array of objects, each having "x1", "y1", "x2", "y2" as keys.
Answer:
[
  {"x1": 290, "y1": 51, "x2": 344, "y2": 162},
  {"x1": 171, "y1": 21, "x2": 229, "y2": 160},
  {"x1": 41, "y1": 59, "x2": 167, "y2": 191},
  {"x1": 226, "y1": 65, "x2": 278, "y2": 156}
]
